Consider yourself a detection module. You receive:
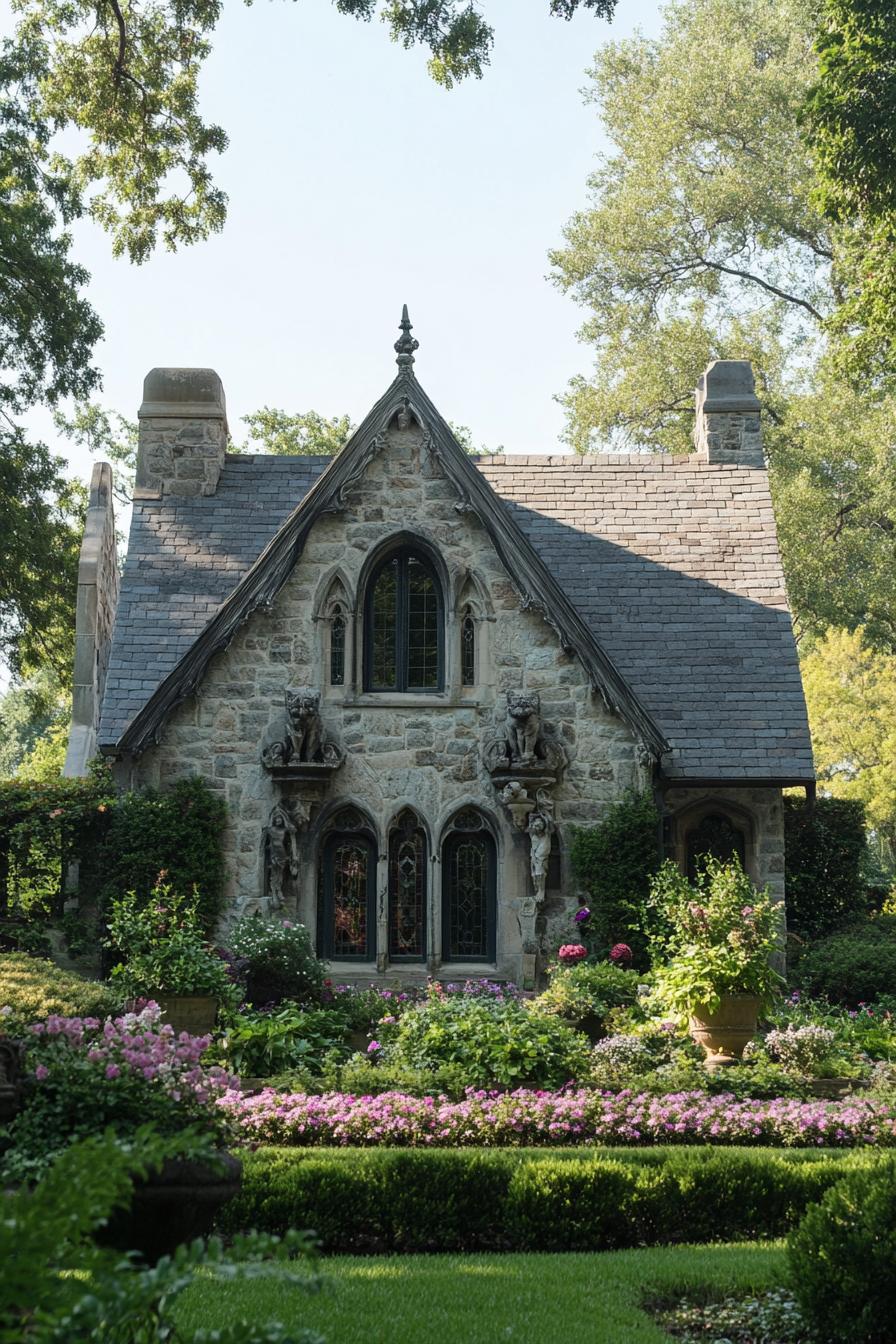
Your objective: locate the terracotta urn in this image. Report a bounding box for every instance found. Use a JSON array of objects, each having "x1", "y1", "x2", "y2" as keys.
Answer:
[
  {"x1": 689, "y1": 994, "x2": 760, "y2": 1068},
  {"x1": 153, "y1": 994, "x2": 218, "y2": 1037}
]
